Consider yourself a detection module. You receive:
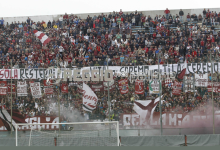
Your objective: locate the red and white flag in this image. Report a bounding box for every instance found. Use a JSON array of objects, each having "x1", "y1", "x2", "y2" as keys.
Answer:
[
  {"x1": 177, "y1": 59, "x2": 187, "y2": 80},
  {"x1": 43, "y1": 80, "x2": 53, "y2": 95},
  {"x1": 82, "y1": 82, "x2": 98, "y2": 112},
  {"x1": 0, "y1": 81, "x2": 7, "y2": 95},
  {"x1": 119, "y1": 79, "x2": 129, "y2": 94},
  {"x1": 33, "y1": 30, "x2": 50, "y2": 46},
  {"x1": 207, "y1": 82, "x2": 220, "y2": 92},
  {"x1": 133, "y1": 95, "x2": 163, "y2": 125},
  {"x1": 164, "y1": 78, "x2": 173, "y2": 88},
  {"x1": 172, "y1": 81, "x2": 182, "y2": 96},
  {"x1": 61, "y1": 83, "x2": 68, "y2": 93},
  {"x1": 135, "y1": 79, "x2": 144, "y2": 95},
  {"x1": 0, "y1": 109, "x2": 26, "y2": 131}
]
